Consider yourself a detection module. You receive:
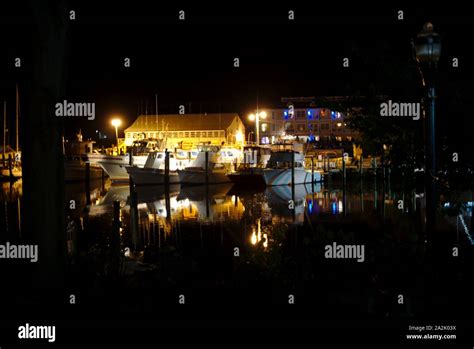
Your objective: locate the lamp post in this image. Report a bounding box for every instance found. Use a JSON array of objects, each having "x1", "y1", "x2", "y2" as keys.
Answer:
[
  {"x1": 248, "y1": 111, "x2": 266, "y2": 145},
  {"x1": 414, "y1": 22, "x2": 441, "y2": 236},
  {"x1": 111, "y1": 118, "x2": 122, "y2": 155},
  {"x1": 247, "y1": 131, "x2": 254, "y2": 144}
]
